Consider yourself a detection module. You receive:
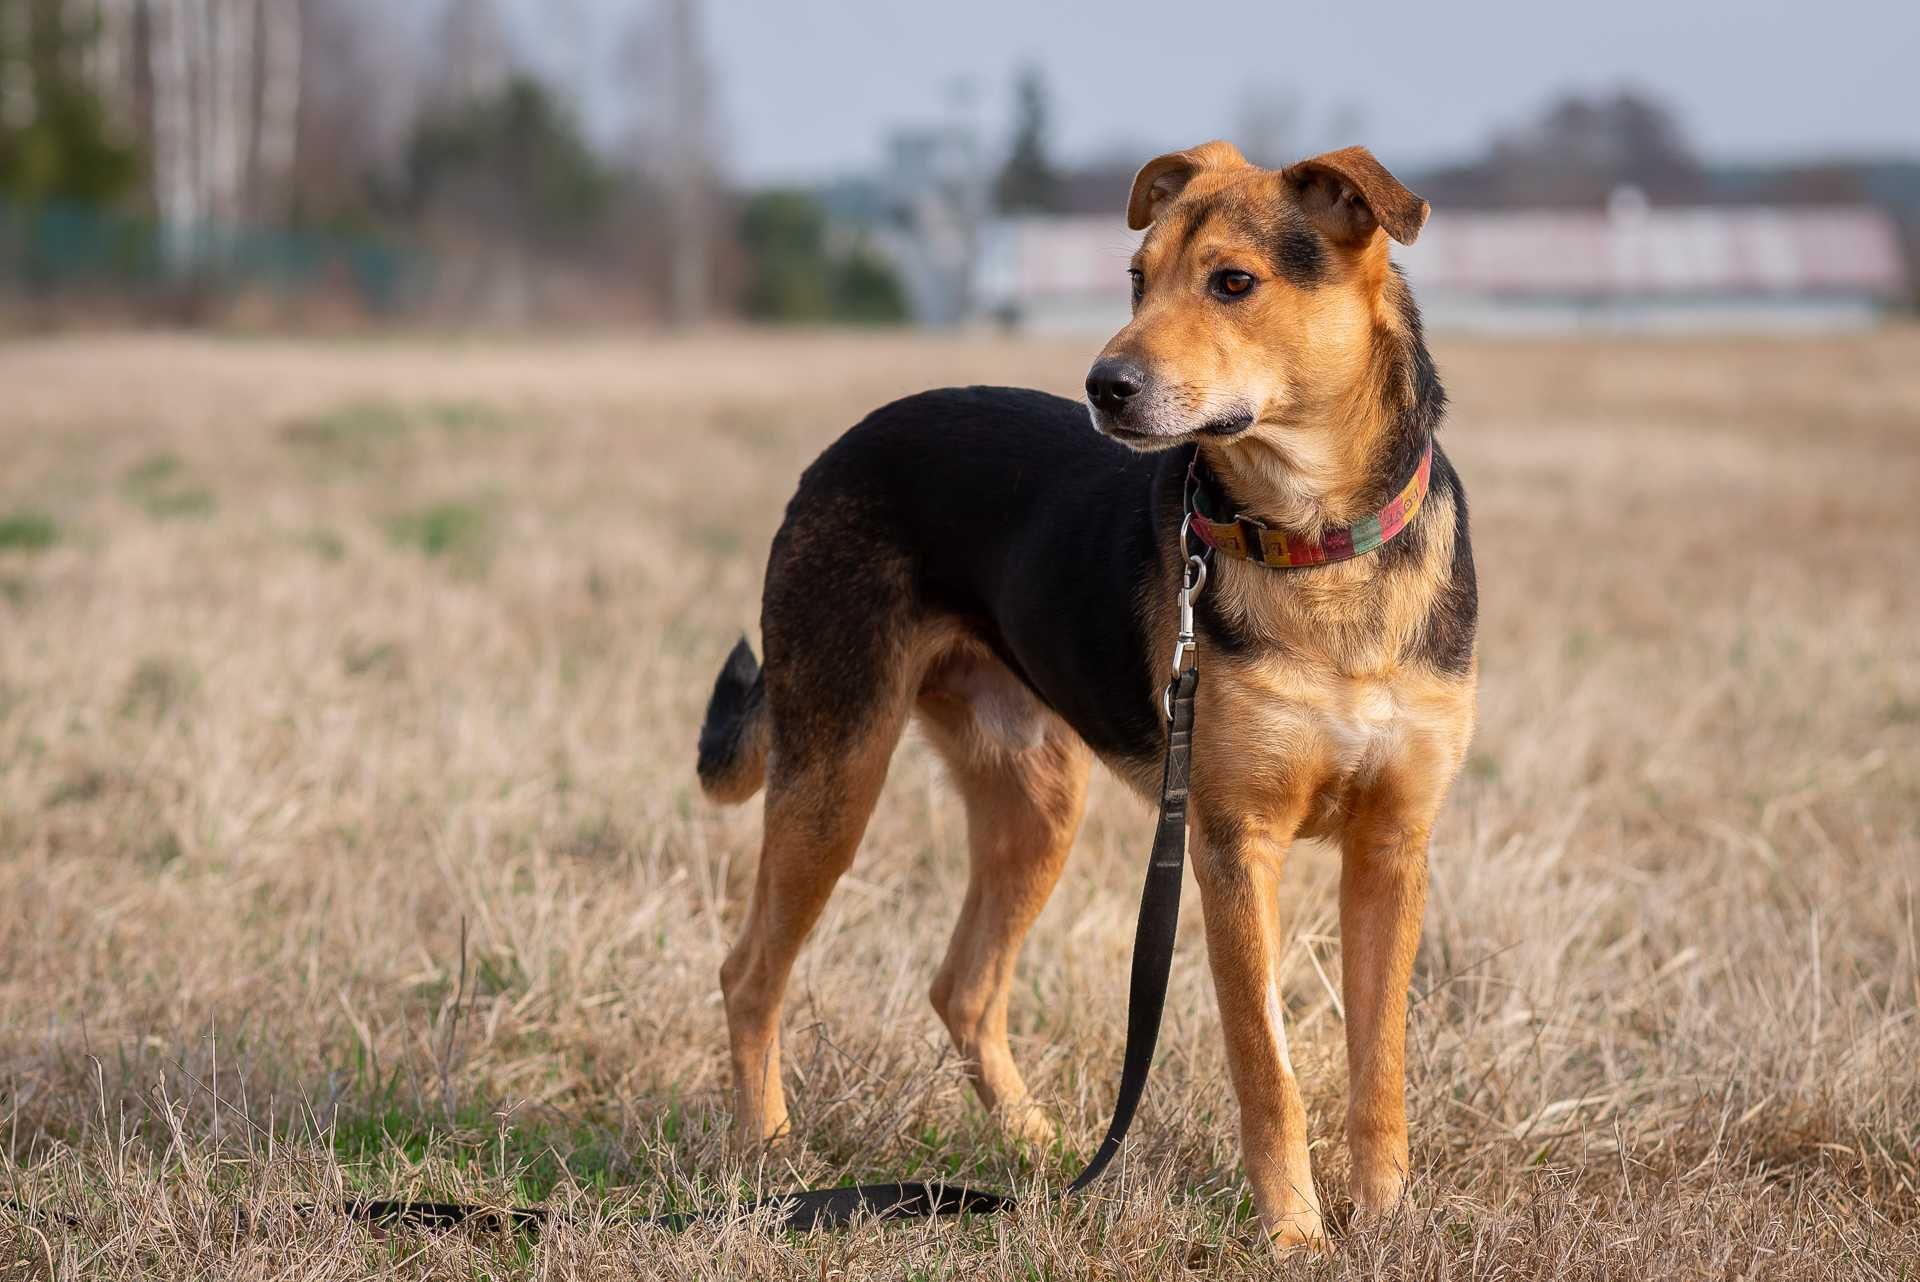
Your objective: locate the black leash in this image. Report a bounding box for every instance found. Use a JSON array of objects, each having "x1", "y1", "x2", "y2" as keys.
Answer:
[
  {"x1": 347, "y1": 552, "x2": 1211, "y2": 1236},
  {"x1": 1067, "y1": 662, "x2": 1196, "y2": 1195}
]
